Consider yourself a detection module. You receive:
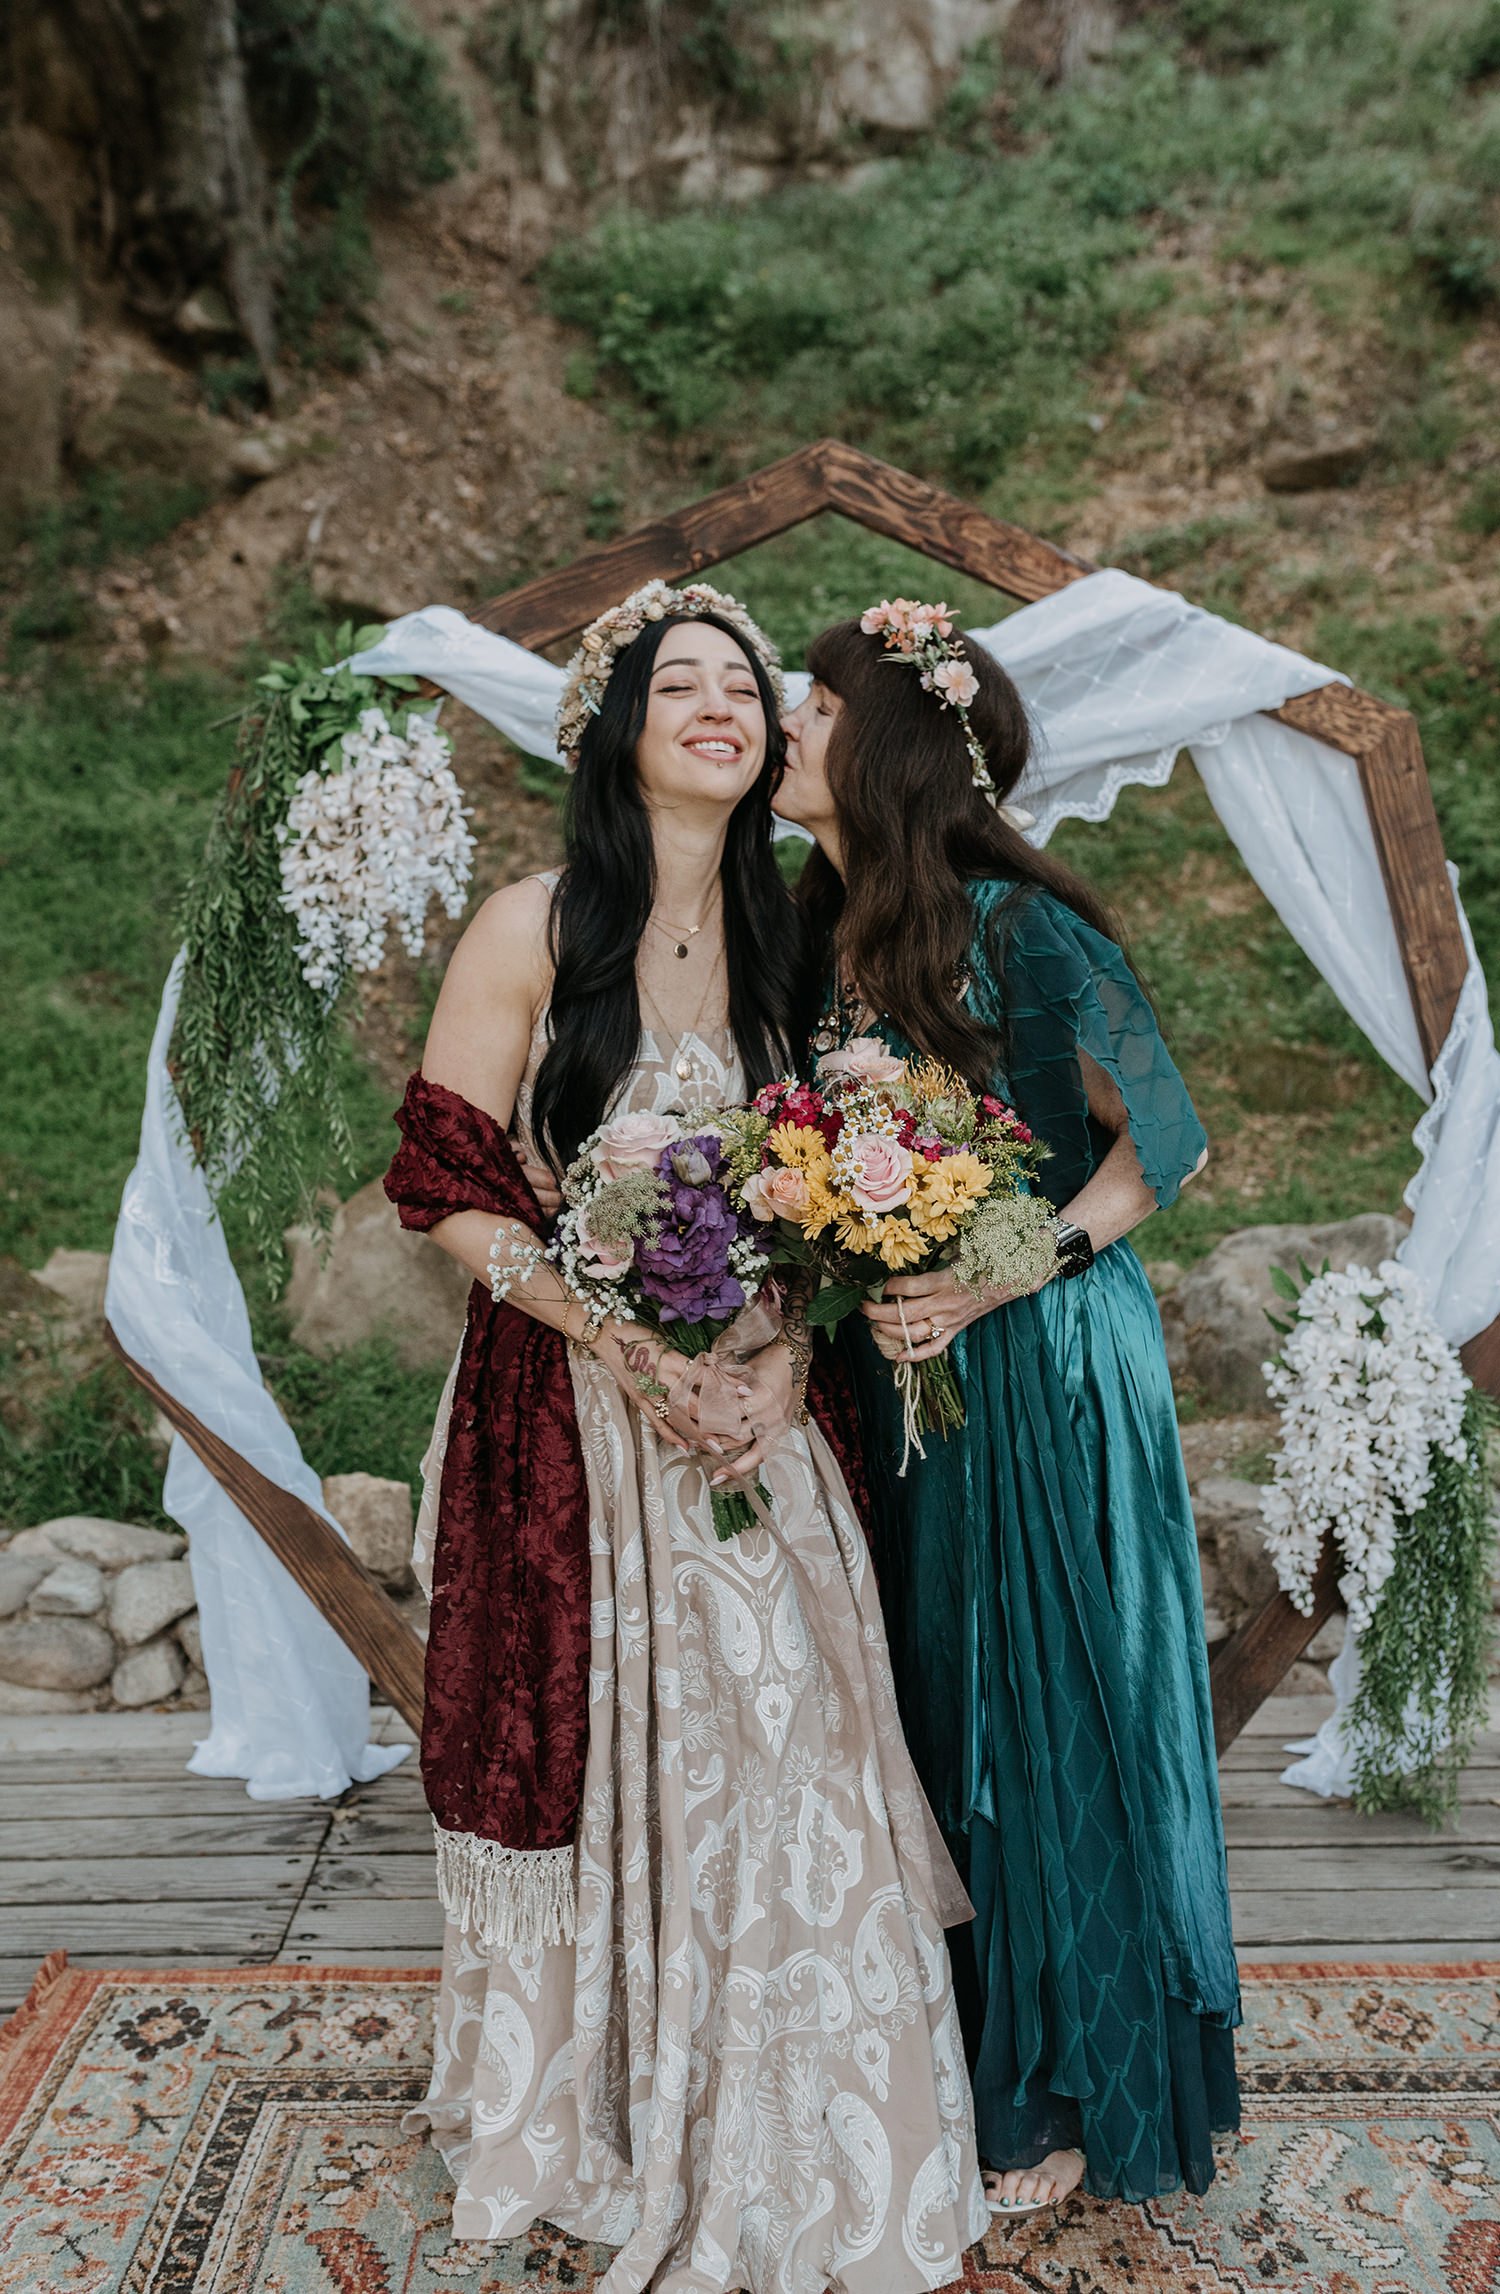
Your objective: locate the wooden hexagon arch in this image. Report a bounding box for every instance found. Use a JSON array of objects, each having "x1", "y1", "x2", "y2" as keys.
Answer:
[{"x1": 108, "y1": 438, "x2": 1497, "y2": 1752}]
